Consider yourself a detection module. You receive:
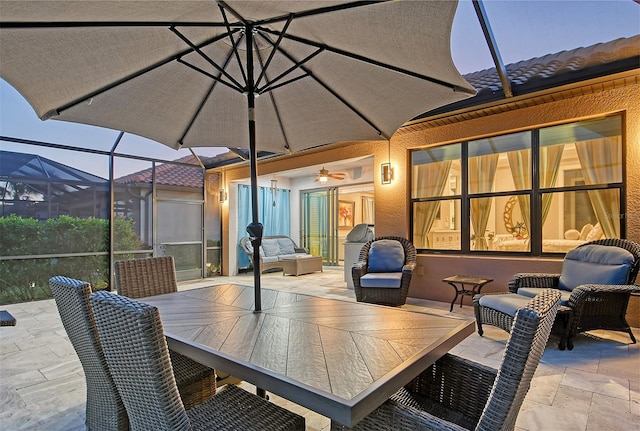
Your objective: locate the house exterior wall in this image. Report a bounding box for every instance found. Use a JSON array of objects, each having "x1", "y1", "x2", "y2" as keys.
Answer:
[
  {"x1": 392, "y1": 72, "x2": 640, "y2": 324},
  {"x1": 214, "y1": 71, "x2": 640, "y2": 325}
]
